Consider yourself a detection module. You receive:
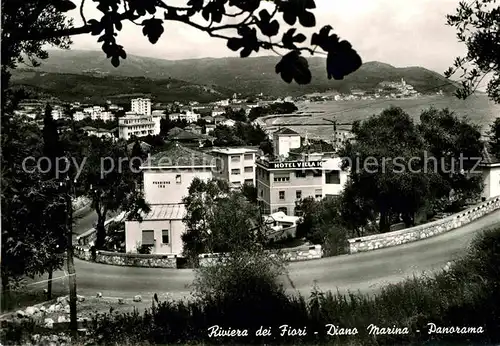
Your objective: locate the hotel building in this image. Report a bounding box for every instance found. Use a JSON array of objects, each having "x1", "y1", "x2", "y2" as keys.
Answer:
[
  {"x1": 125, "y1": 144, "x2": 215, "y2": 255},
  {"x1": 118, "y1": 111, "x2": 161, "y2": 140},
  {"x1": 210, "y1": 147, "x2": 259, "y2": 188},
  {"x1": 256, "y1": 151, "x2": 348, "y2": 216}
]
